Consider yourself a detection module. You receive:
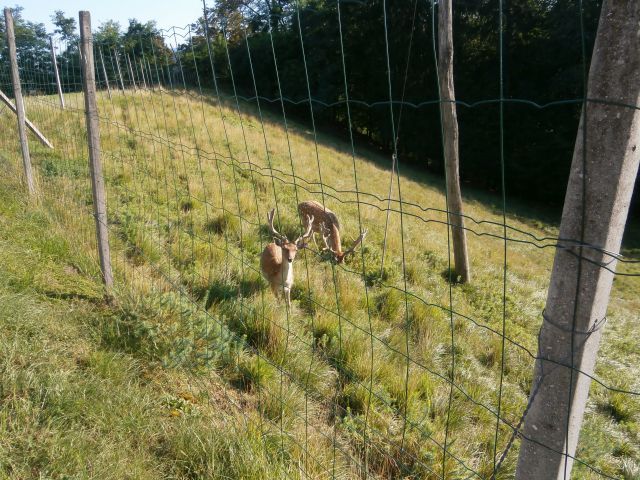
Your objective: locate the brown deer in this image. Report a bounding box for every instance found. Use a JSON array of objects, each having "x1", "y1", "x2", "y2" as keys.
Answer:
[
  {"x1": 260, "y1": 208, "x2": 314, "y2": 308},
  {"x1": 297, "y1": 200, "x2": 367, "y2": 263}
]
